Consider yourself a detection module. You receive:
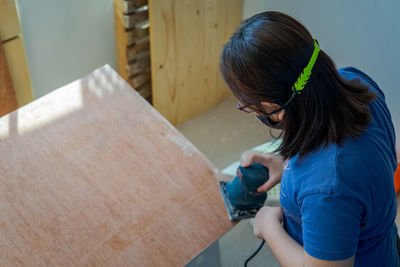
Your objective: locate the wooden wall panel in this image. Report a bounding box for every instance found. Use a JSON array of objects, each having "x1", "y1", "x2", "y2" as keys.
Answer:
[
  {"x1": 0, "y1": 65, "x2": 233, "y2": 266},
  {"x1": 0, "y1": 0, "x2": 22, "y2": 42},
  {"x1": 0, "y1": 0, "x2": 34, "y2": 107},
  {"x1": 2, "y1": 37, "x2": 34, "y2": 106},
  {"x1": 114, "y1": 0, "x2": 129, "y2": 81},
  {"x1": 149, "y1": 0, "x2": 243, "y2": 125},
  {"x1": 0, "y1": 40, "x2": 18, "y2": 117}
]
